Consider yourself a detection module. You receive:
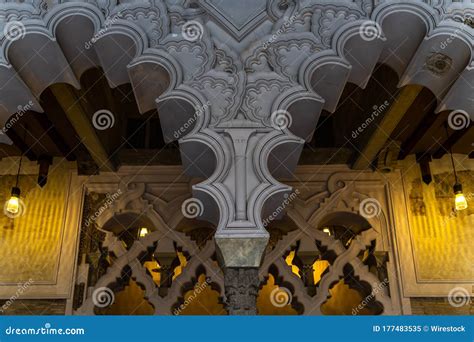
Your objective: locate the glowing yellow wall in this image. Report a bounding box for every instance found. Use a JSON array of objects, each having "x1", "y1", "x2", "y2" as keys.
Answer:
[
  {"x1": 0, "y1": 164, "x2": 72, "y2": 283},
  {"x1": 399, "y1": 156, "x2": 473, "y2": 282}
]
